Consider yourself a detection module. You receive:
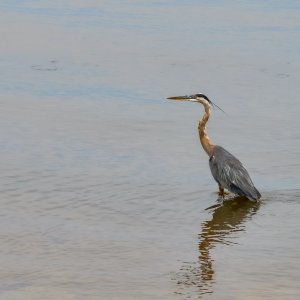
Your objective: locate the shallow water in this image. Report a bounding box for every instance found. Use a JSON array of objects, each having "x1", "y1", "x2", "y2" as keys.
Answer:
[{"x1": 0, "y1": 1, "x2": 300, "y2": 299}]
